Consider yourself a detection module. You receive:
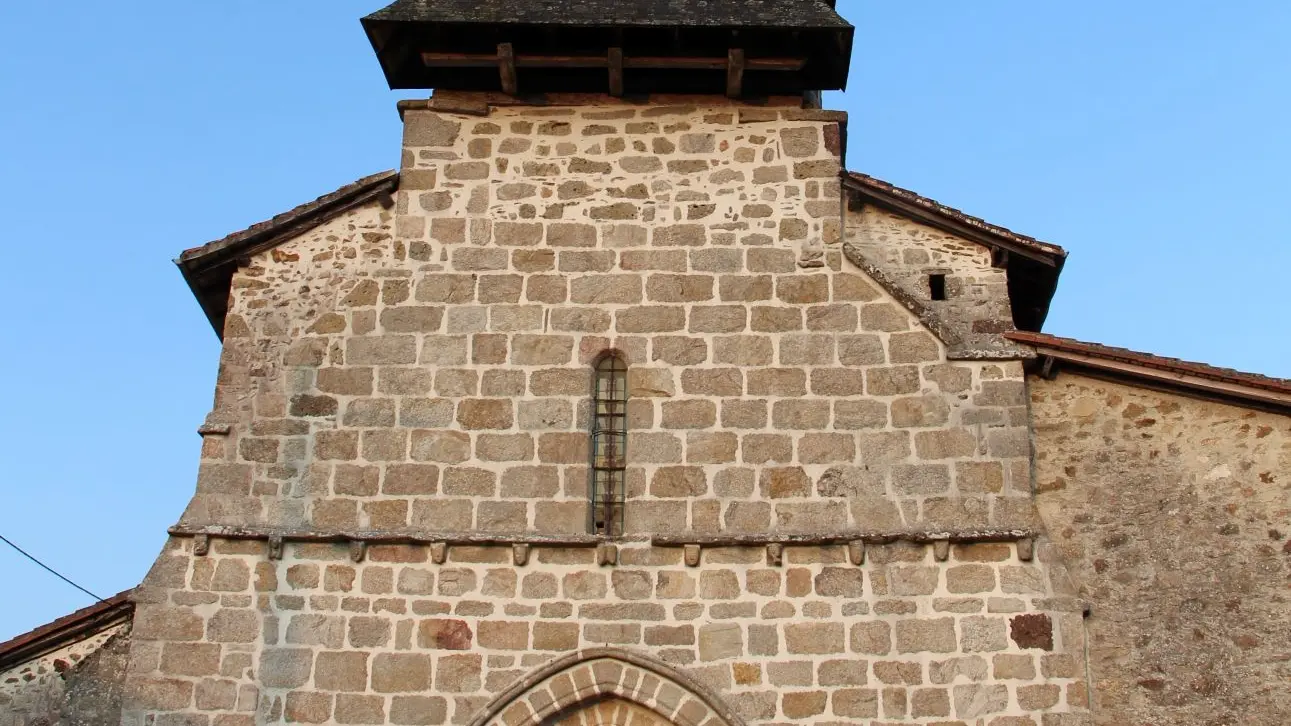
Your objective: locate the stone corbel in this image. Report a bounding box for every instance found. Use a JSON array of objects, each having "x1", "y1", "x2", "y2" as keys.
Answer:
[
  {"x1": 197, "y1": 413, "x2": 232, "y2": 437},
  {"x1": 932, "y1": 539, "x2": 950, "y2": 562},
  {"x1": 683, "y1": 544, "x2": 702, "y2": 567},
  {"x1": 847, "y1": 540, "x2": 866, "y2": 566},
  {"x1": 193, "y1": 534, "x2": 210, "y2": 557},
  {"x1": 1017, "y1": 537, "x2": 1035, "y2": 562},
  {"x1": 597, "y1": 543, "x2": 618, "y2": 567},
  {"x1": 766, "y1": 543, "x2": 784, "y2": 567},
  {"x1": 430, "y1": 542, "x2": 448, "y2": 565},
  {"x1": 512, "y1": 544, "x2": 531, "y2": 567},
  {"x1": 350, "y1": 542, "x2": 367, "y2": 563},
  {"x1": 268, "y1": 536, "x2": 284, "y2": 561}
]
